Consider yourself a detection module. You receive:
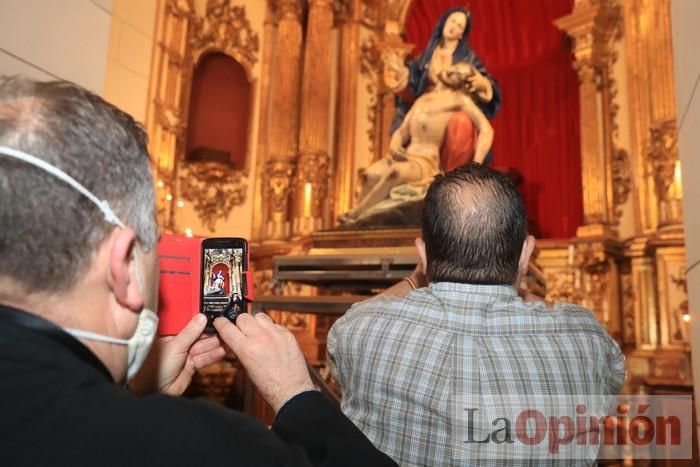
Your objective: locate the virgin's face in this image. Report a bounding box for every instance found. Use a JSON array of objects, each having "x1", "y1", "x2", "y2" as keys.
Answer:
[{"x1": 442, "y1": 12, "x2": 468, "y2": 41}]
